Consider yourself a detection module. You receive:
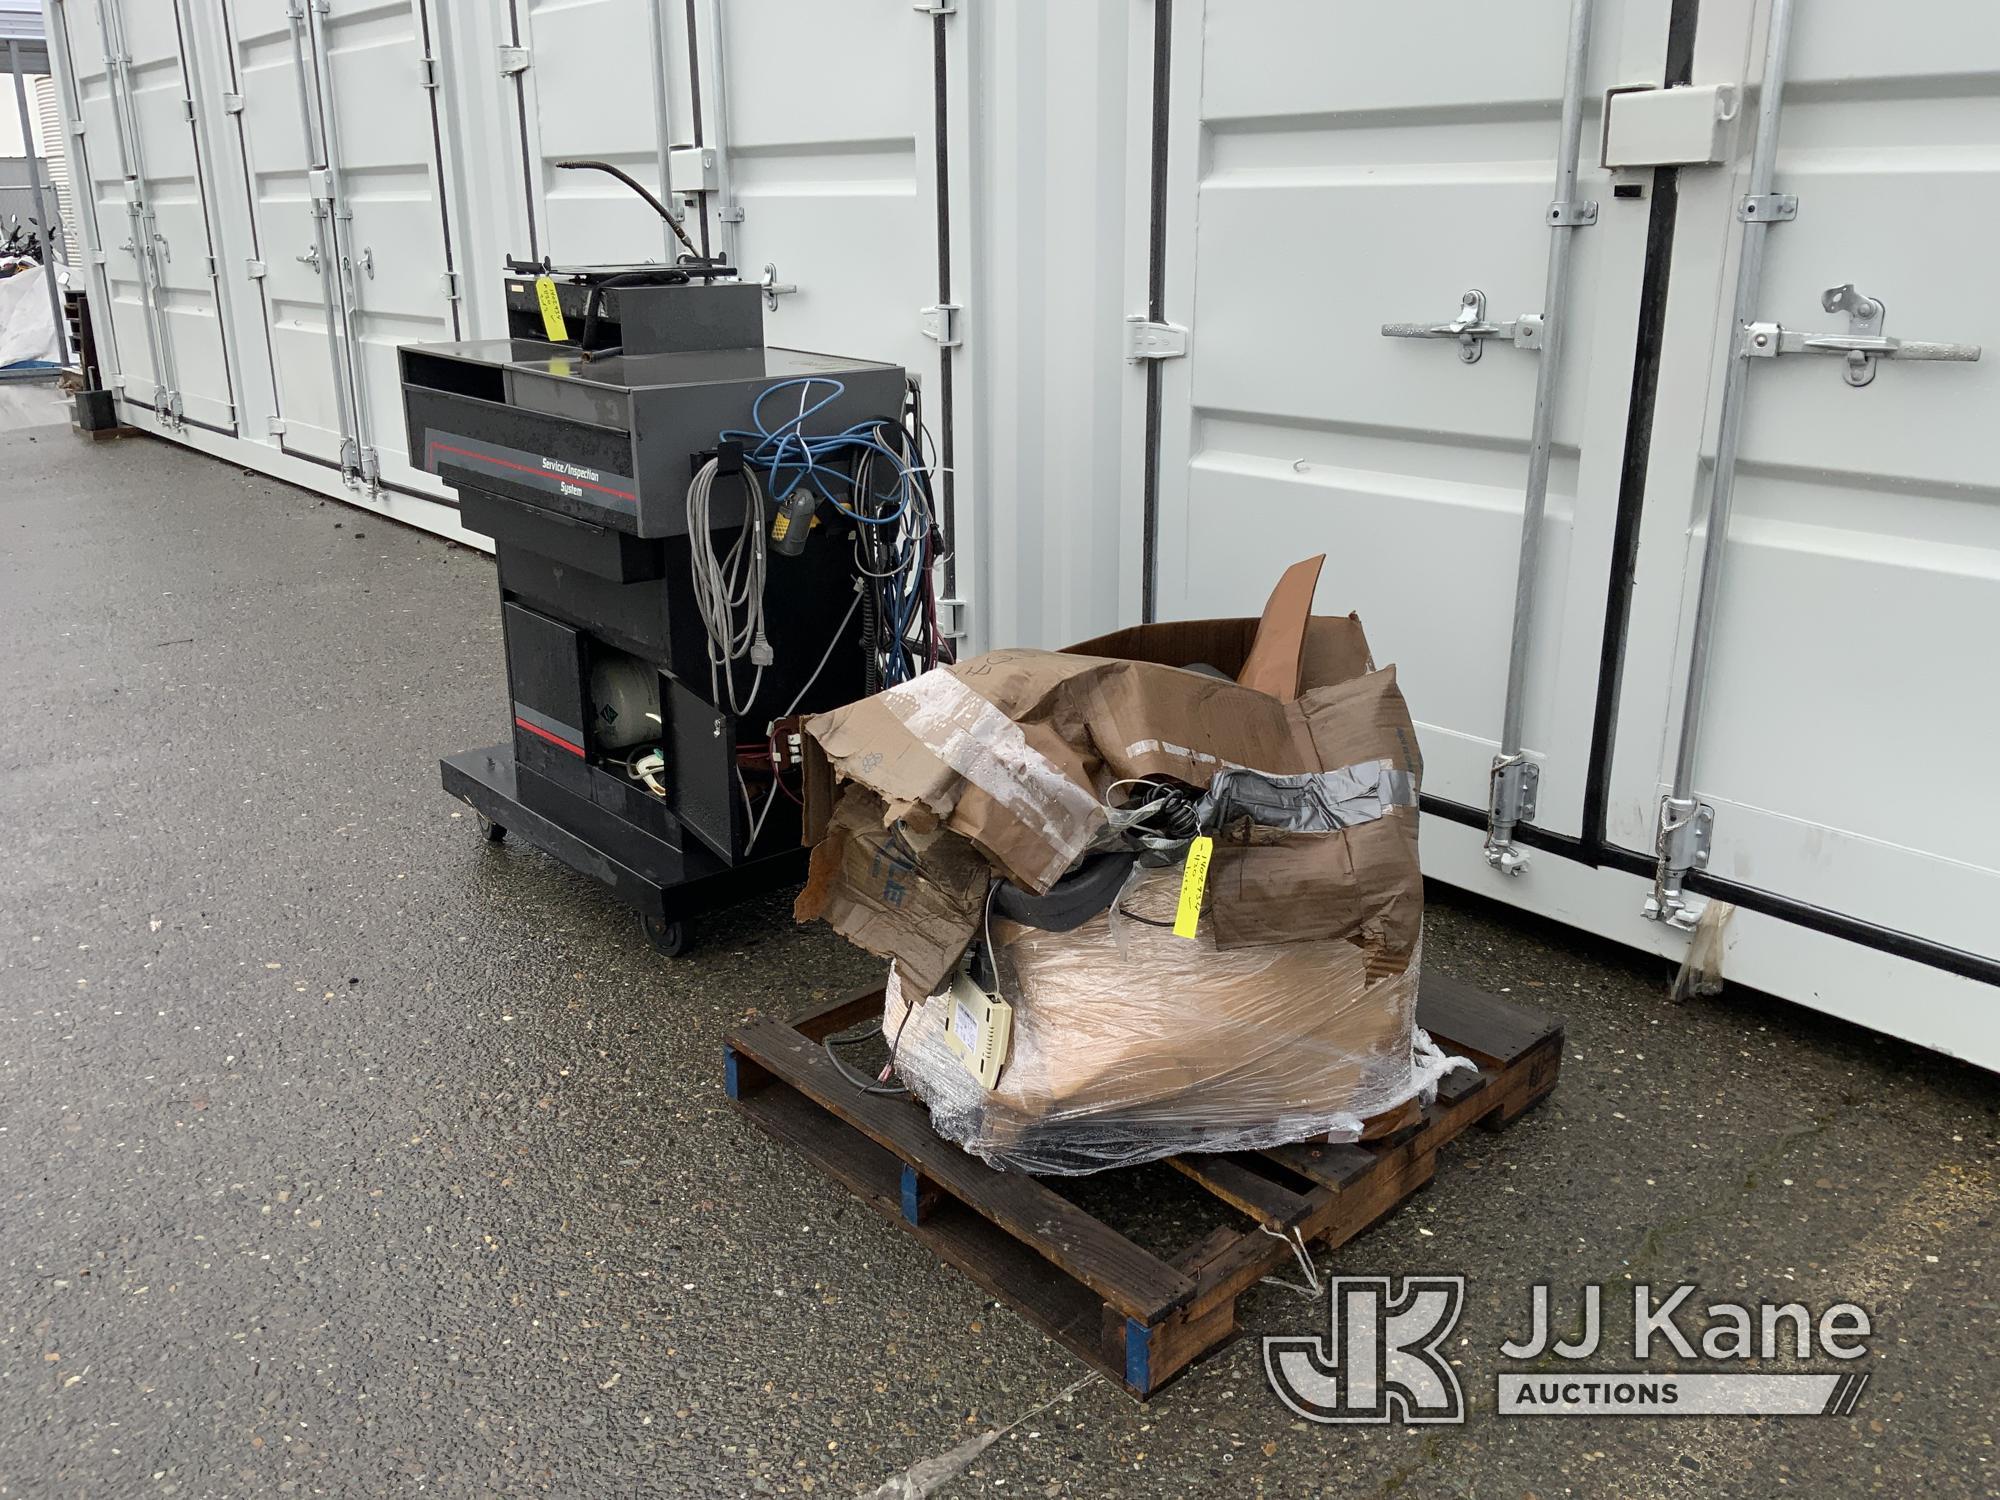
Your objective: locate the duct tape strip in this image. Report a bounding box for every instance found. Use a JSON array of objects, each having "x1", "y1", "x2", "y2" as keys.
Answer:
[
  {"x1": 881, "y1": 672, "x2": 1104, "y2": 887},
  {"x1": 1197, "y1": 759, "x2": 1419, "y2": 834}
]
